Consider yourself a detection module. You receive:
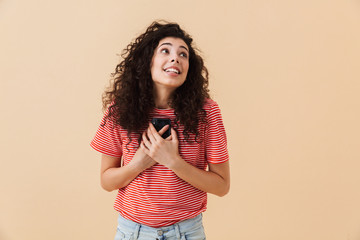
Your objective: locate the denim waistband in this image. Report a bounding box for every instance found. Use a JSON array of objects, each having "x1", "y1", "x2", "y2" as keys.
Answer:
[{"x1": 117, "y1": 214, "x2": 203, "y2": 239}]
